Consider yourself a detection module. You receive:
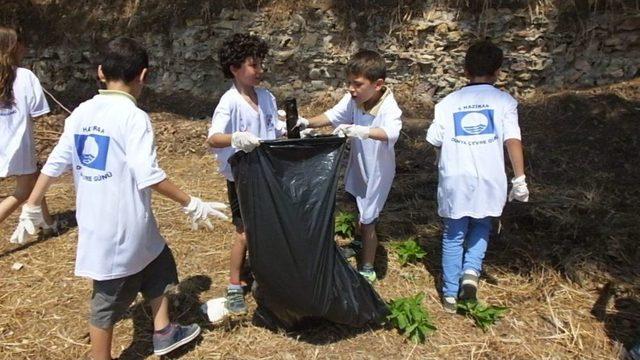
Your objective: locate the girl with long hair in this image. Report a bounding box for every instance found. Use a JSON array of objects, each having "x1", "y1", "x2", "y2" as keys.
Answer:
[{"x1": 0, "y1": 26, "x2": 55, "y2": 237}]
